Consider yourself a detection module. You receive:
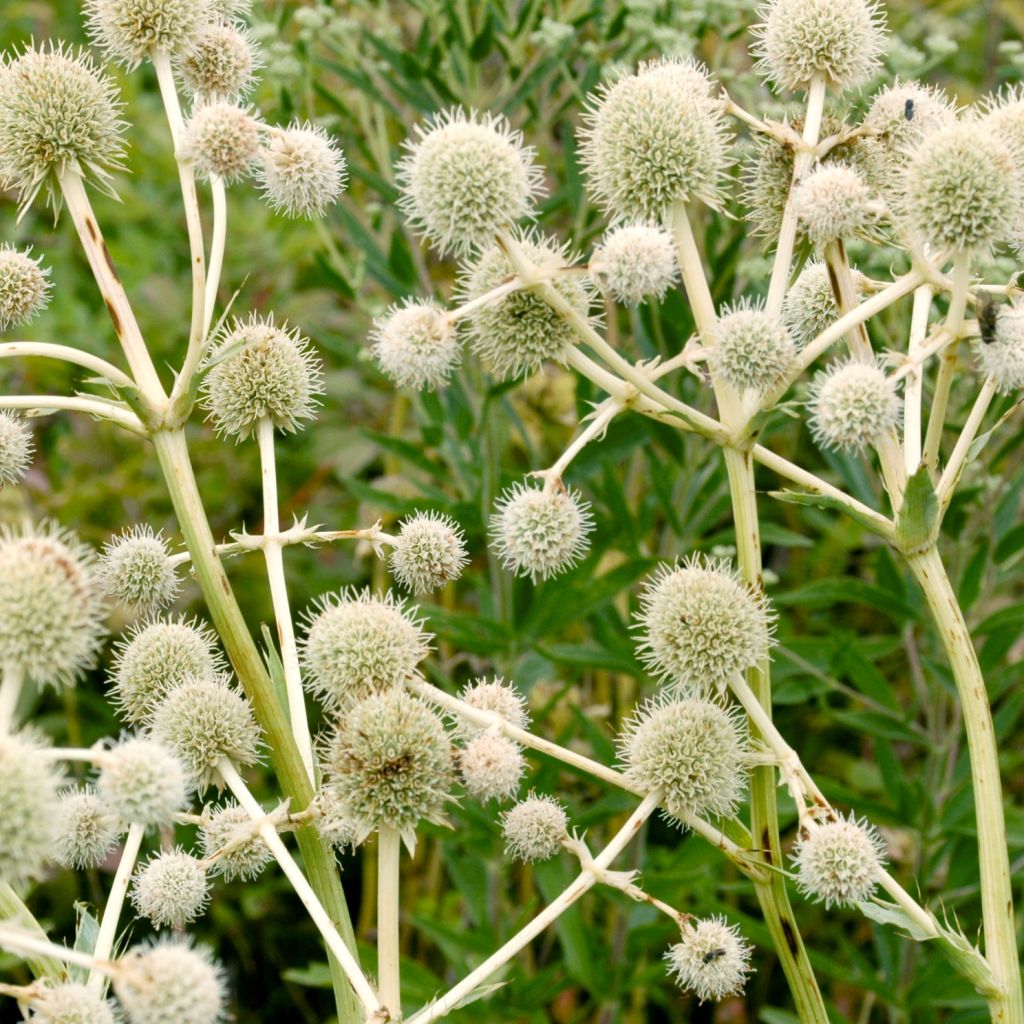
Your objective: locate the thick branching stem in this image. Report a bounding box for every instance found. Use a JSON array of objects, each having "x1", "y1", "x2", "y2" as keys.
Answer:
[
  {"x1": 904, "y1": 286, "x2": 934, "y2": 473},
  {"x1": 0, "y1": 342, "x2": 135, "y2": 389},
  {"x1": 936, "y1": 377, "x2": 997, "y2": 514},
  {"x1": 377, "y1": 827, "x2": 402, "y2": 1020}
]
